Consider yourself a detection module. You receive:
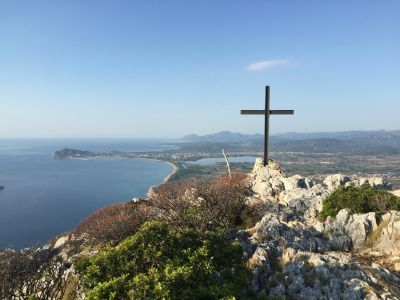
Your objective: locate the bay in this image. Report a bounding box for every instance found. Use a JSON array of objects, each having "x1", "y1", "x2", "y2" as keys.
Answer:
[{"x1": 0, "y1": 139, "x2": 176, "y2": 249}]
